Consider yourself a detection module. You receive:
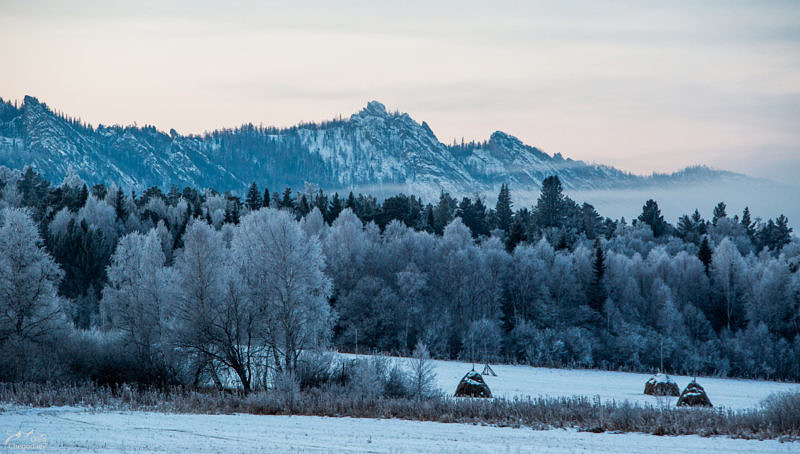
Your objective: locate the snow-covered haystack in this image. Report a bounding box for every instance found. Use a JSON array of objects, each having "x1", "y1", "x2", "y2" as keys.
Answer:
[
  {"x1": 677, "y1": 379, "x2": 712, "y2": 407},
  {"x1": 644, "y1": 373, "x2": 680, "y2": 396},
  {"x1": 454, "y1": 370, "x2": 492, "y2": 398}
]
